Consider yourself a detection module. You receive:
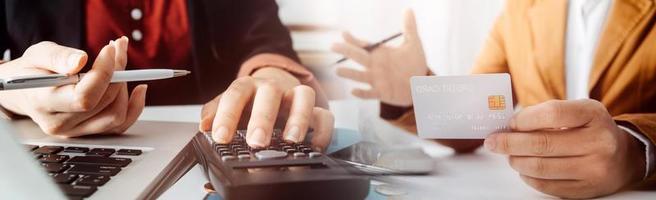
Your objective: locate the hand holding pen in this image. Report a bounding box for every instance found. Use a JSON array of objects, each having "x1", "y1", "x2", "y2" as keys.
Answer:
[
  {"x1": 0, "y1": 37, "x2": 157, "y2": 137},
  {"x1": 330, "y1": 9, "x2": 430, "y2": 106}
]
